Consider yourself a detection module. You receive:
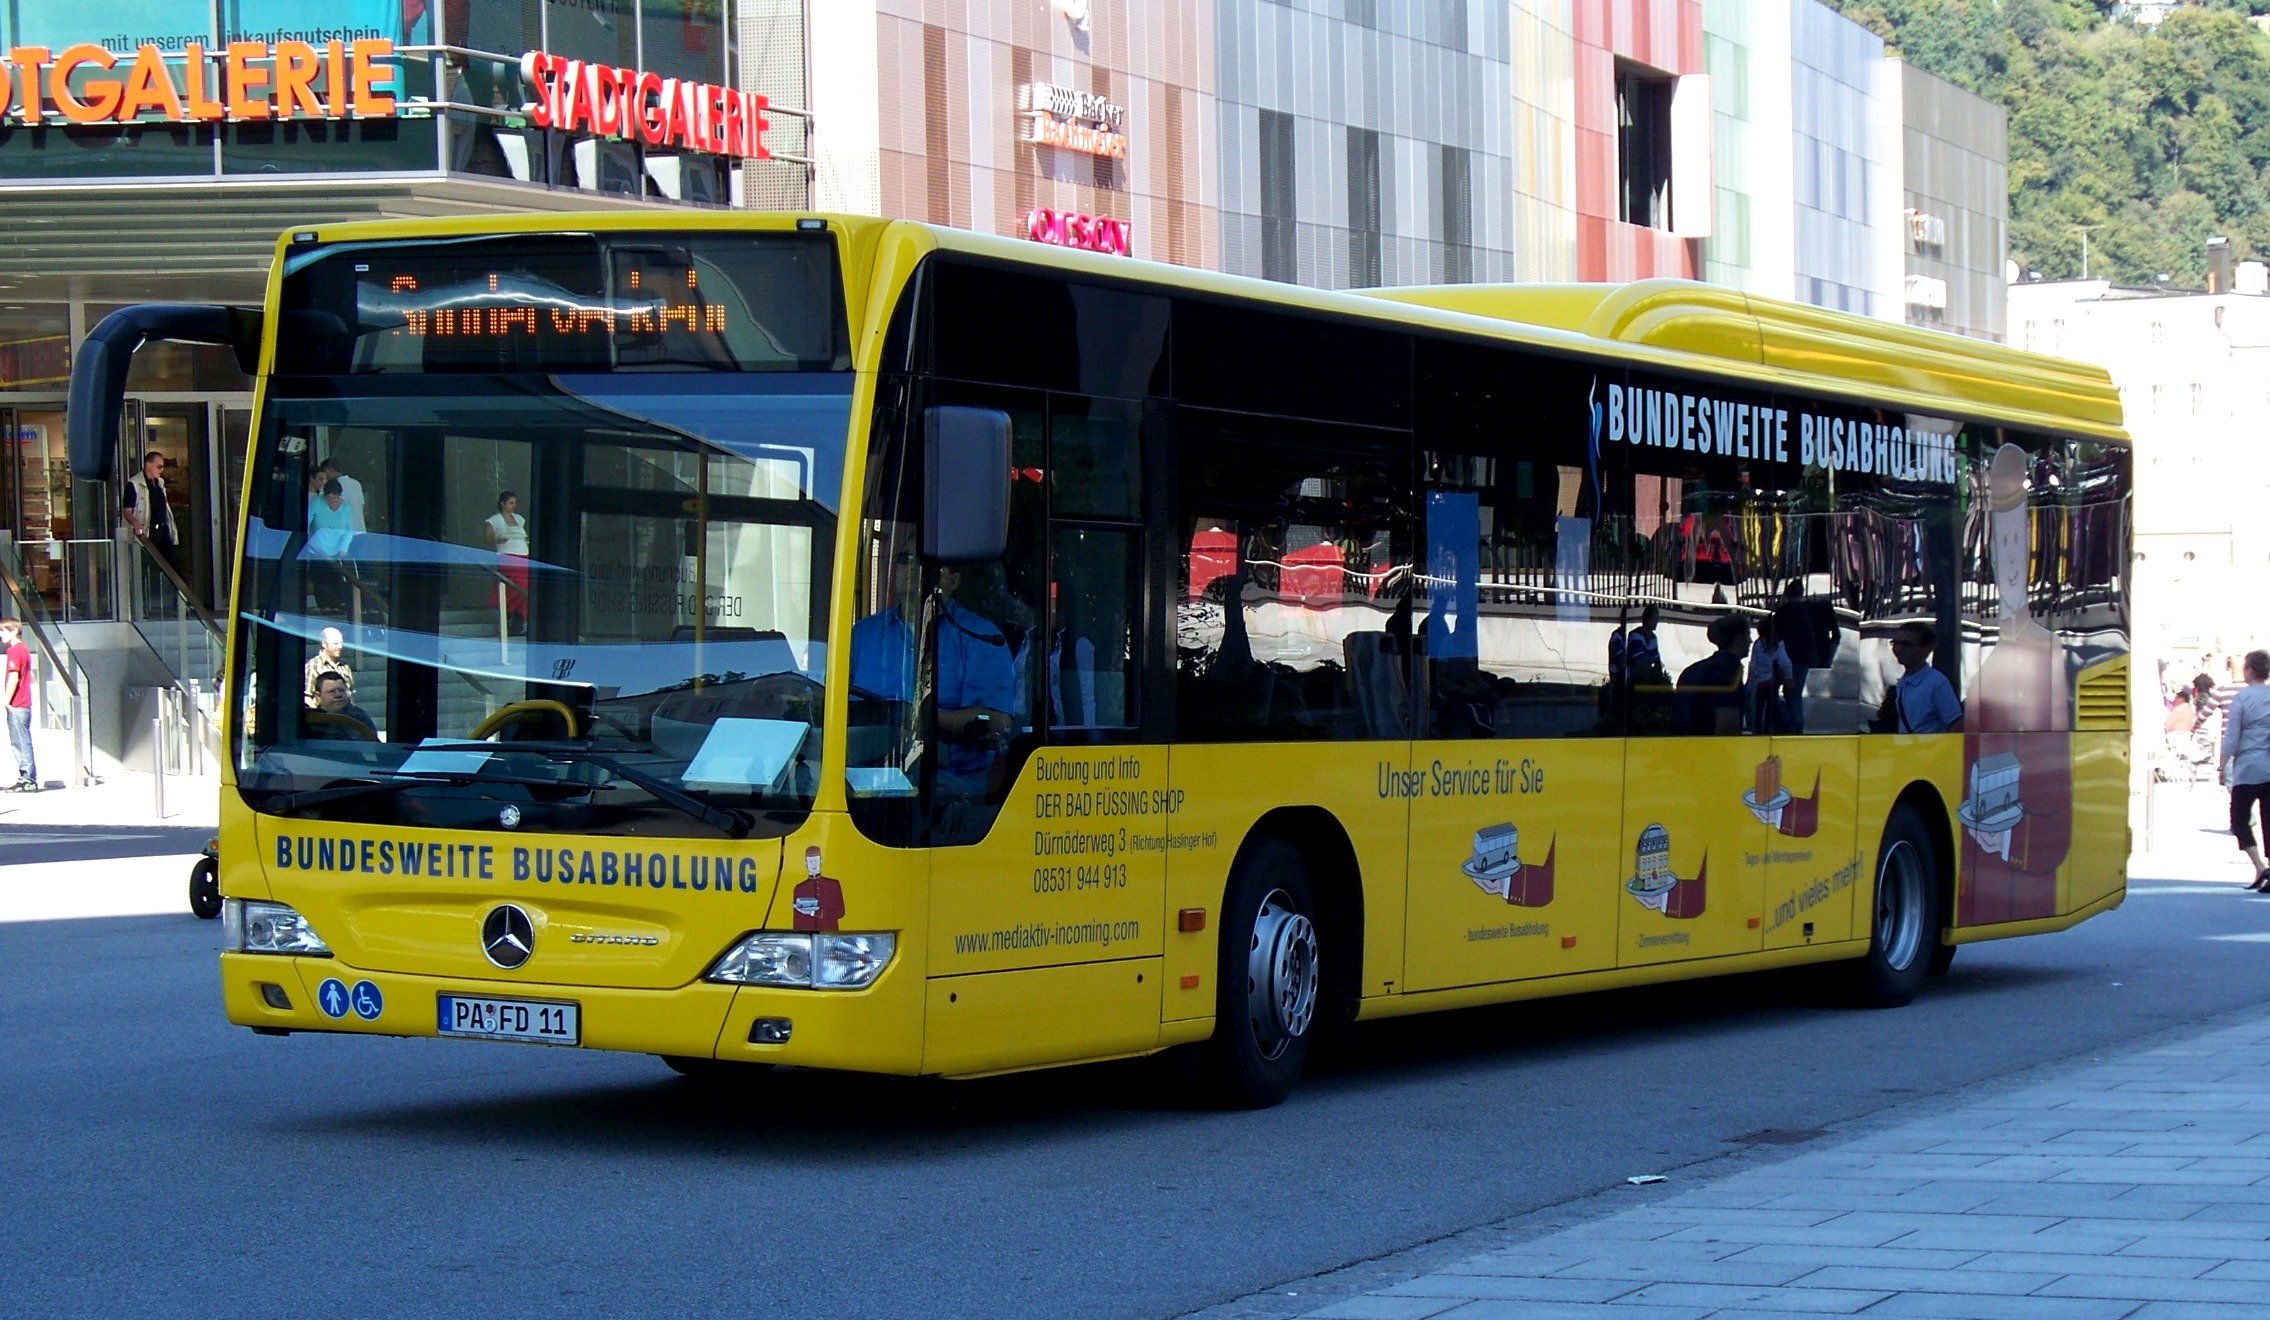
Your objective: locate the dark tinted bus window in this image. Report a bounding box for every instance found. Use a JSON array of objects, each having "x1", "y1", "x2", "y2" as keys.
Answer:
[
  {"x1": 1956, "y1": 429, "x2": 2125, "y2": 734},
  {"x1": 1415, "y1": 338, "x2": 1620, "y2": 739},
  {"x1": 1177, "y1": 411, "x2": 1412, "y2": 741},
  {"x1": 1601, "y1": 371, "x2": 1790, "y2": 736},
  {"x1": 1172, "y1": 299, "x2": 1411, "y2": 428},
  {"x1": 930, "y1": 261, "x2": 1168, "y2": 399}
]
